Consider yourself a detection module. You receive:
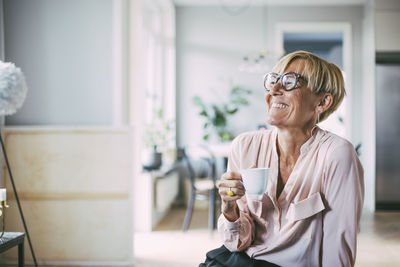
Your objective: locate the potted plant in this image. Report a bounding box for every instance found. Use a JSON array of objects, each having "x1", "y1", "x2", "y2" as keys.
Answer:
[
  {"x1": 193, "y1": 83, "x2": 251, "y2": 142},
  {"x1": 142, "y1": 108, "x2": 175, "y2": 170}
]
